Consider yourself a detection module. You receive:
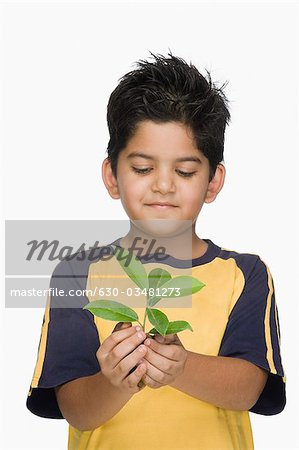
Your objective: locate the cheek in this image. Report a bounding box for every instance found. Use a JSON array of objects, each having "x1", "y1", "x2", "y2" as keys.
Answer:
[
  {"x1": 119, "y1": 177, "x2": 146, "y2": 202},
  {"x1": 180, "y1": 184, "x2": 207, "y2": 214},
  {"x1": 182, "y1": 185, "x2": 204, "y2": 203}
]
